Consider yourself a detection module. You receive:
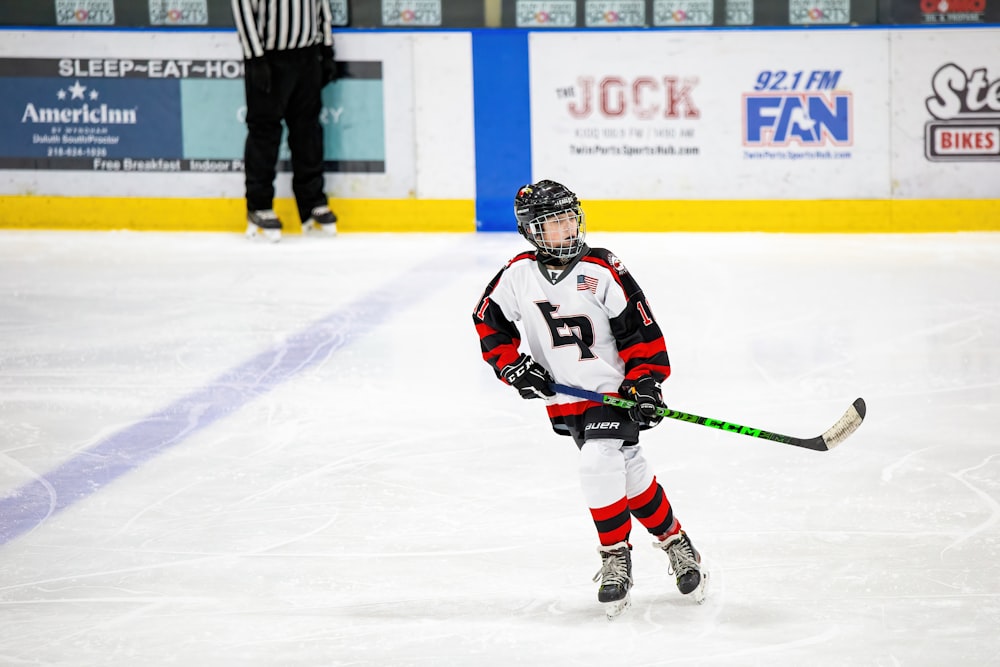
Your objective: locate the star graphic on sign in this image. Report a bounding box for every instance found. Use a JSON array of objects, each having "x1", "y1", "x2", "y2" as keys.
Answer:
[
  {"x1": 56, "y1": 89, "x2": 66, "y2": 100},
  {"x1": 89, "y1": 89, "x2": 99, "y2": 100},
  {"x1": 67, "y1": 80, "x2": 87, "y2": 100}
]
